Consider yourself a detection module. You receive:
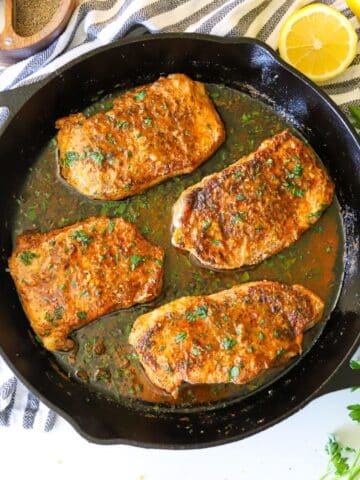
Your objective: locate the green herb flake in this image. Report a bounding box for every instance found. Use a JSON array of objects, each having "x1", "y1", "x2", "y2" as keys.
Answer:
[
  {"x1": 265, "y1": 158, "x2": 273, "y2": 164},
  {"x1": 203, "y1": 220, "x2": 212, "y2": 230},
  {"x1": 71, "y1": 230, "x2": 93, "y2": 247},
  {"x1": 143, "y1": 117, "x2": 153, "y2": 126},
  {"x1": 232, "y1": 212, "x2": 247, "y2": 223},
  {"x1": 108, "y1": 220, "x2": 115, "y2": 233},
  {"x1": 228, "y1": 365, "x2": 240, "y2": 380},
  {"x1": 54, "y1": 306, "x2": 64, "y2": 319},
  {"x1": 307, "y1": 210, "x2": 322, "y2": 218},
  {"x1": 63, "y1": 151, "x2": 79, "y2": 167},
  {"x1": 222, "y1": 337, "x2": 237, "y2": 350},
  {"x1": 19, "y1": 251, "x2": 38, "y2": 266},
  {"x1": 88, "y1": 150, "x2": 105, "y2": 165},
  {"x1": 133, "y1": 90, "x2": 147, "y2": 101},
  {"x1": 130, "y1": 254, "x2": 146, "y2": 271},
  {"x1": 211, "y1": 239, "x2": 221, "y2": 246},
  {"x1": 236, "y1": 193, "x2": 245, "y2": 201},
  {"x1": 76, "y1": 311, "x2": 87, "y2": 319},
  {"x1": 258, "y1": 331, "x2": 265, "y2": 340},
  {"x1": 117, "y1": 120, "x2": 130, "y2": 129},
  {"x1": 210, "y1": 92, "x2": 220, "y2": 100},
  {"x1": 175, "y1": 331, "x2": 187, "y2": 343},
  {"x1": 233, "y1": 170, "x2": 244, "y2": 179},
  {"x1": 325, "y1": 246, "x2": 332, "y2": 253},
  {"x1": 191, "y1": 347, "x2": 200, "y2": 356}
]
